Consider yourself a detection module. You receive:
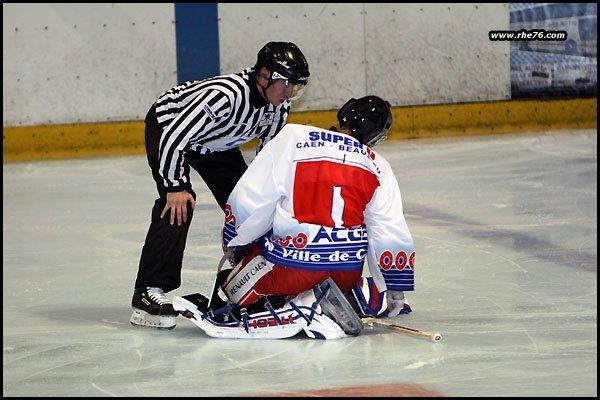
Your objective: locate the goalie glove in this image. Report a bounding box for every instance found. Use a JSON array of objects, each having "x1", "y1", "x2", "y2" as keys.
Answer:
[{"x1": 386, "y1": 290, "x2": 412, "y2": 317}]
